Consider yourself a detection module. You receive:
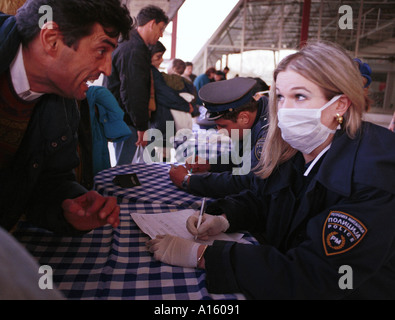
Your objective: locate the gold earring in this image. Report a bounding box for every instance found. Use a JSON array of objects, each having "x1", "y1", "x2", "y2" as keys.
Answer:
[{"x1": 336, "y1": 113, "x2": 343, "y2": 124}]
